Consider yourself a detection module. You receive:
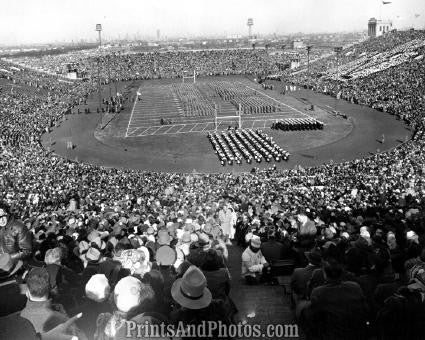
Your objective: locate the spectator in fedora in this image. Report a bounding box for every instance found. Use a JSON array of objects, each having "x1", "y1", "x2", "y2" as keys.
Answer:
[
  {"x1": 170, "y1": 265, "x2": 231, "y2": 338},
  {"x1": 187, "y1": 233, "x2": 212, "y2": 268}
]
